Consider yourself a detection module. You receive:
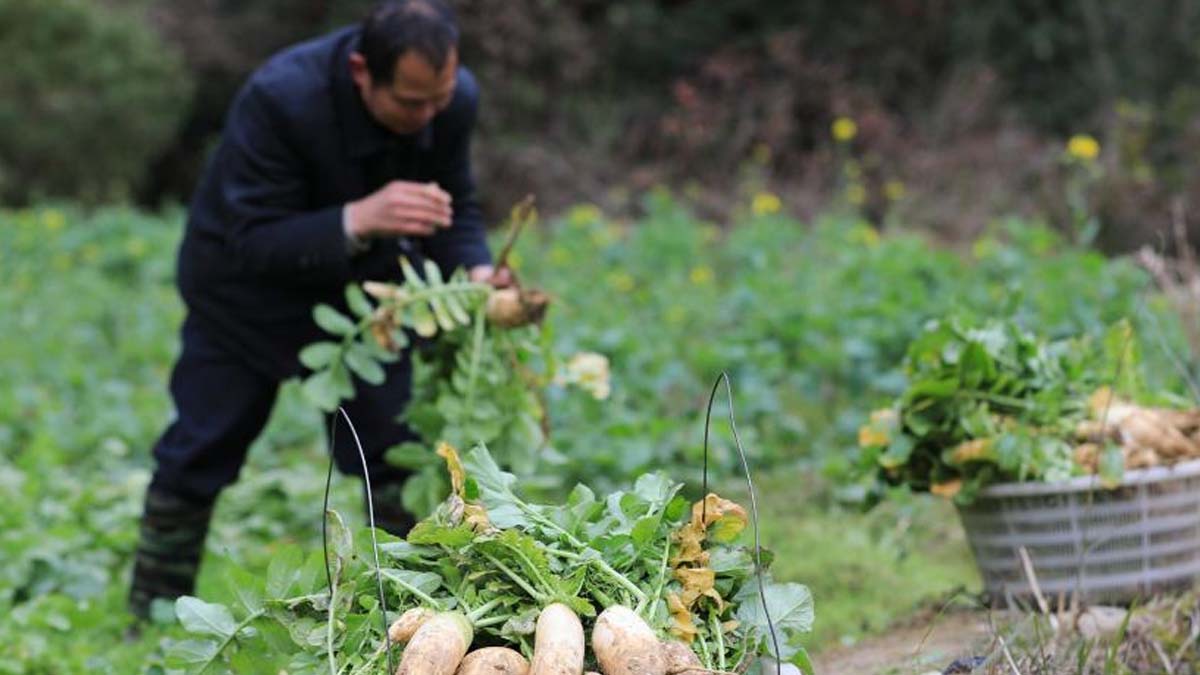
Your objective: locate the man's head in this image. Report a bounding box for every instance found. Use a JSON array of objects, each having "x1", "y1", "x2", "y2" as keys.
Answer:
[{"x1": 350, "y1": 0, "x2": 459, "y2": 135}]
